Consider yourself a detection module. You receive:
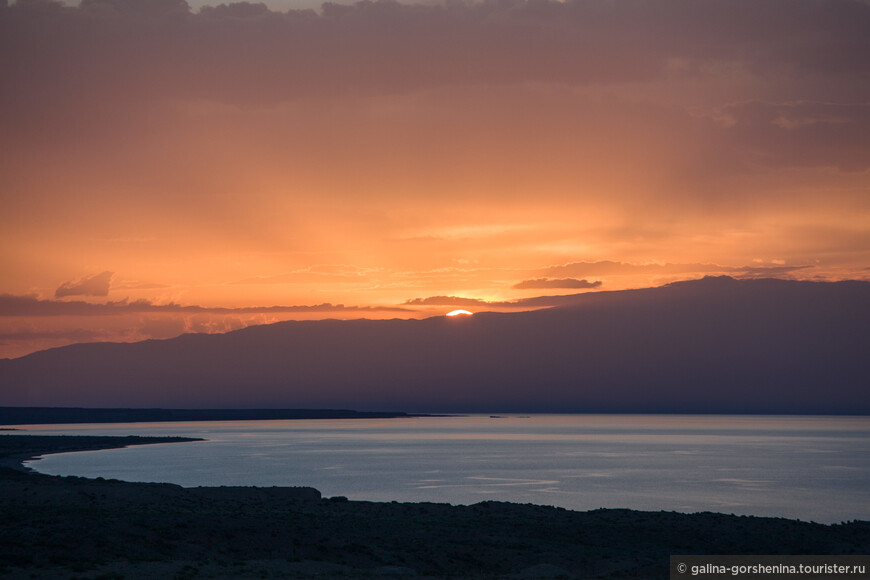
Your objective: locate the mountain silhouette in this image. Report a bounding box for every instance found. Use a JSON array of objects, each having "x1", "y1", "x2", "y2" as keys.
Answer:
[{"x1": 1, "y1": 277, "x2": 867, "y2": 413}]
